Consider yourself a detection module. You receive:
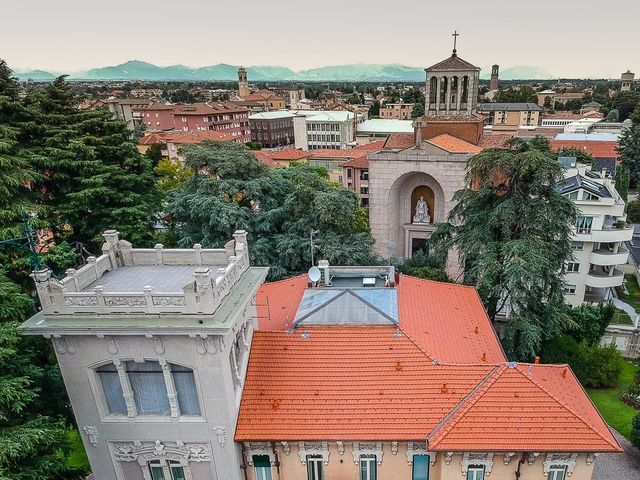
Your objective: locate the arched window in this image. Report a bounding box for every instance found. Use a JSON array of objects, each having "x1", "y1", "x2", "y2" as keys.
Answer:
[
  {"x1": 439, "y1": 77, "x2": 448, "y2": 104},
  {"x1": 429, "y1": 77, "x2": 438, "y2": 104},
  {"x1": 450, "y1": 76, "x2": 459, "y2": 105},
  {"x1": 462, "y1": 76, "x2": 470, "y2": 103}
]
